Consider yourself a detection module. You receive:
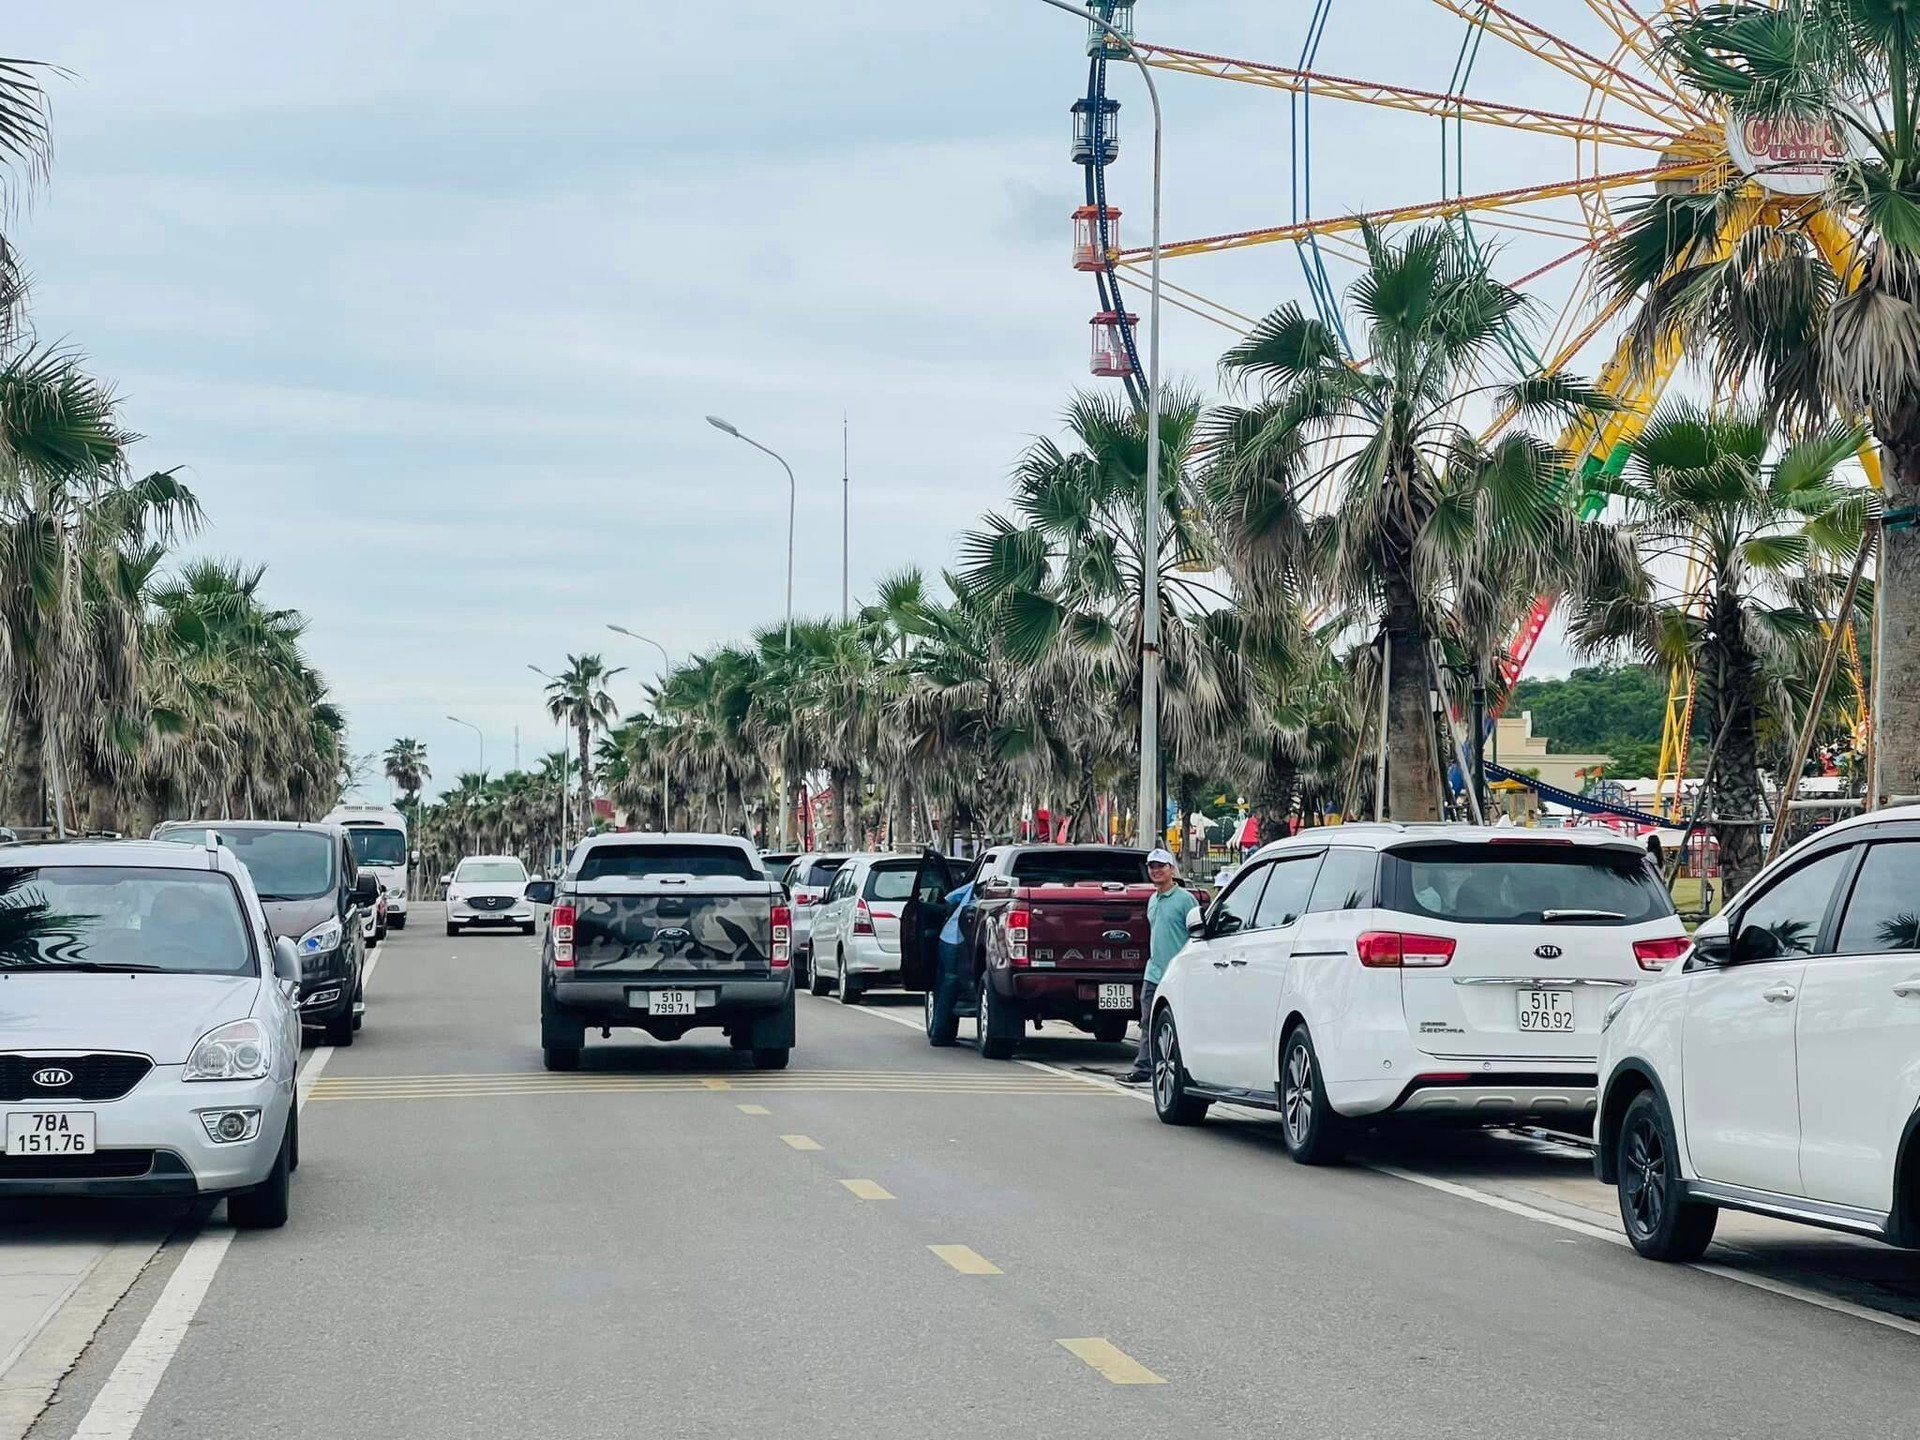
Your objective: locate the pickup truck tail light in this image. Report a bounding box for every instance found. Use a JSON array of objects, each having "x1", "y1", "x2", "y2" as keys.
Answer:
[
  {"x1": 1356, "y1": 930, "x2": 1456, "y2": 968},
  {"x1": 1008, "y1": 907, "x2": 1030, "y2": 966},
  {"x1": 852, "y1": 900, "x2": 875, "y2": 936},
  {"x1": 552, "y1": 905, "x2": 576, "y2": 968},
  {"x1": 1633, "y1": 935, "x2": 1689, "y2": 970},
  {"x1": 794, "y1": 892, "x2": 816, "y2": 906},
  {"x1": 771, "y1": 904, "x2": 791, "y2": 968}
]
